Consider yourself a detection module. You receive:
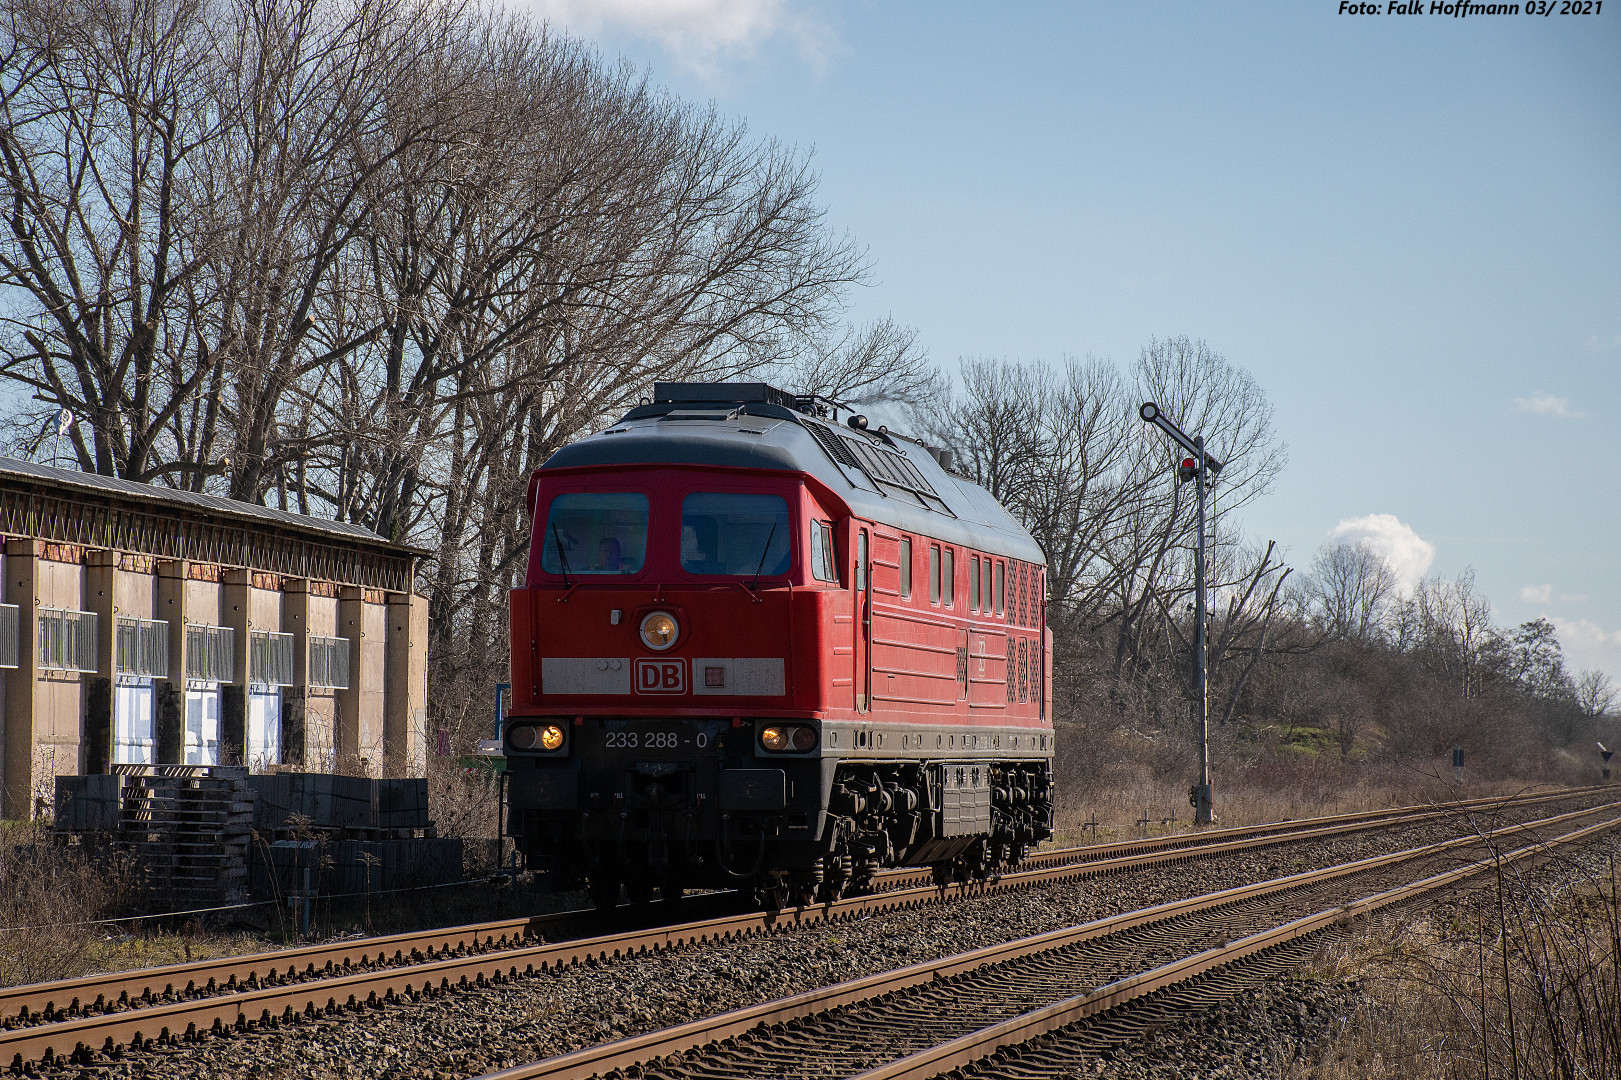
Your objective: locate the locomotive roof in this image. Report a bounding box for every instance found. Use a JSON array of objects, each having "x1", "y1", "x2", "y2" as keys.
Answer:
[{"x1": 538, "y1": 383, "x2": 1046, "y2": 565}]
